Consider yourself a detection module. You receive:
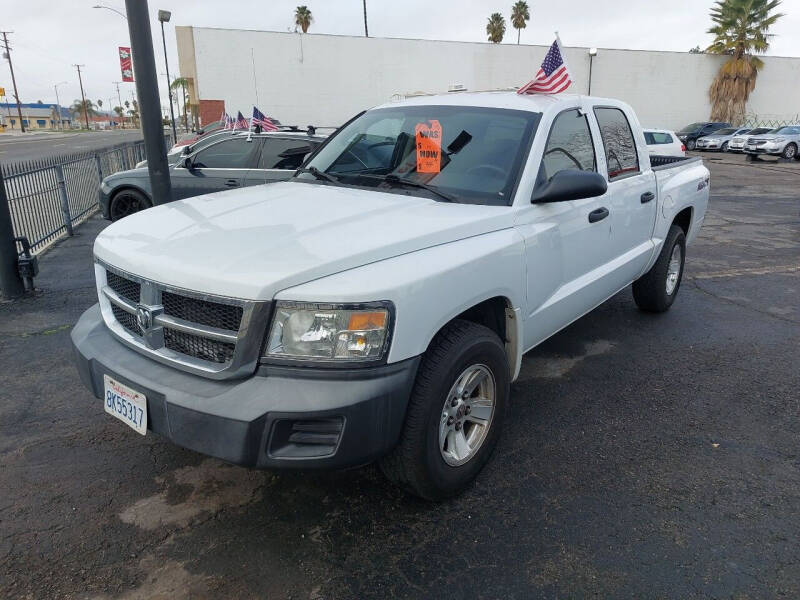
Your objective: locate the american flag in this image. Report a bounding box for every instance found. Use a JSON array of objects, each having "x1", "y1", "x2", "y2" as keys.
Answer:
[
  {"x1": 223, "y1": 113, "x2": 234, "y2": 130},
  {"x1": 517, "y1": 37, "x2": 573, "y2": 95},
  {"x1": 252, "y1": 106, "x2": 278, "y2": 131},
  {"x1": 233, "y1": 111, "x2": 249, "y2": 131}
]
